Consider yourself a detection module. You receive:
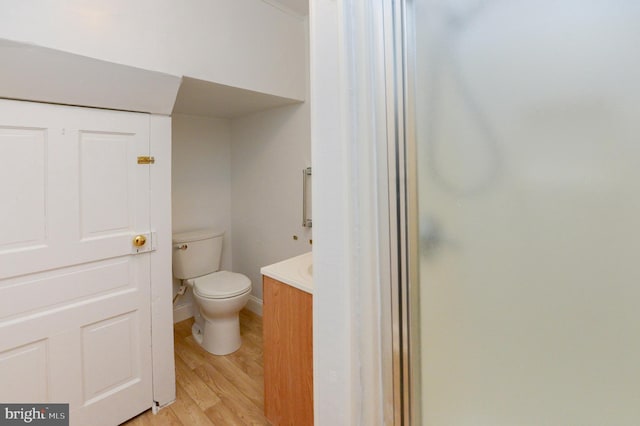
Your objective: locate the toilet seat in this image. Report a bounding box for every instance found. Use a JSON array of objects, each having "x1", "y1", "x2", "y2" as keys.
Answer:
[{"x1": 193, "y1": 271, "x2": 251, "y2": 299}]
